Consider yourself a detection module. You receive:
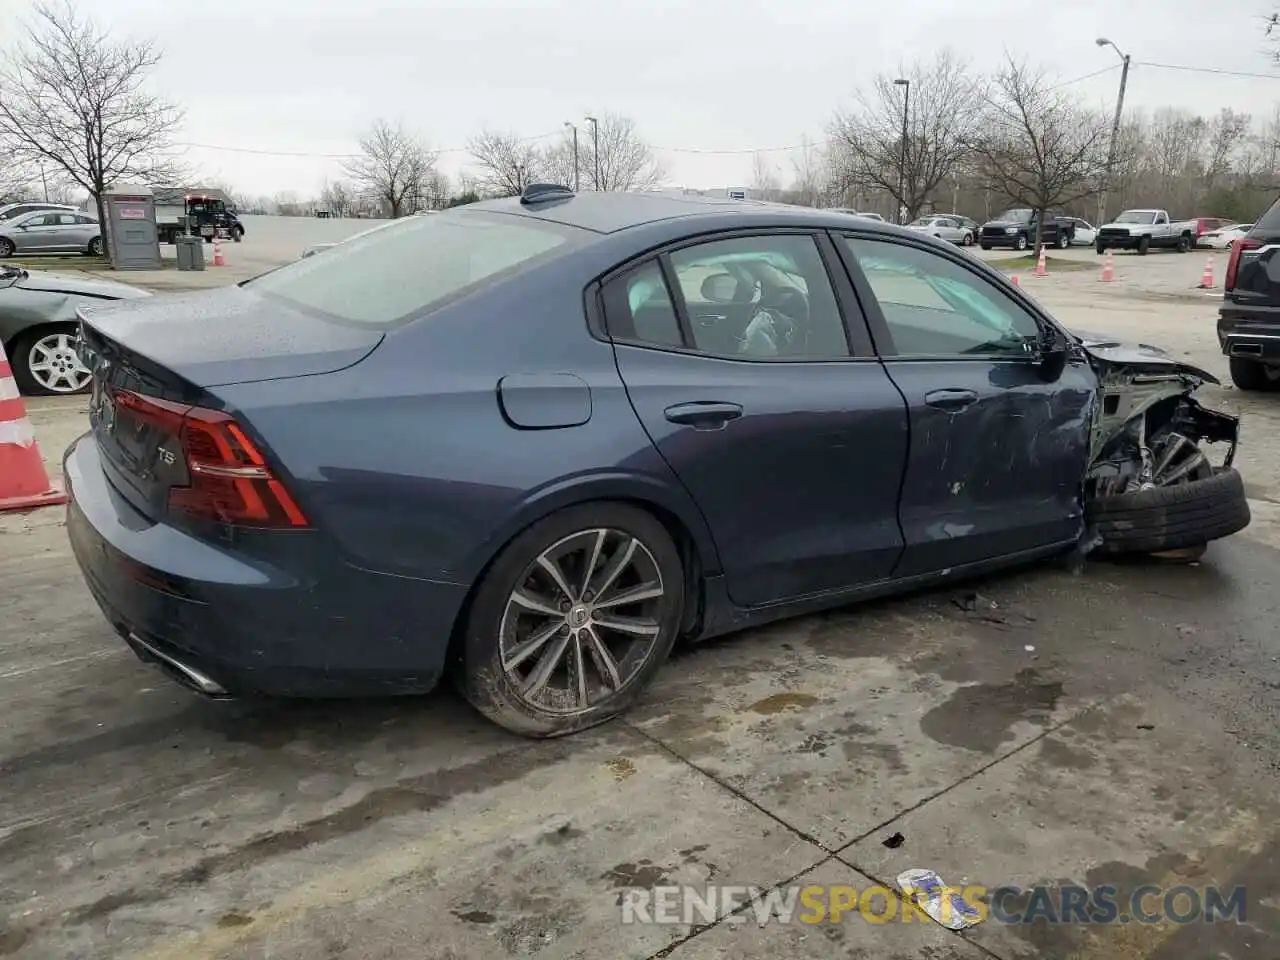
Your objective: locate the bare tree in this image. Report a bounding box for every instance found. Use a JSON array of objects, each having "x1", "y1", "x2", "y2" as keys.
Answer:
[
  {"x1": 320, "y1": 179, "x2": 355, "y2": 217},
  {"x1": 582, "y1": 113, "x2": 665, "y2": 191},
  {"x1": 829, "y1": 50, "x2": 983, "y2": 222},
  {"x1": 789, "y1": 136, "x2": 825, "y2": 207},
  {"x1": 750, "y1": 152, "x2": 782, "y2": 200},
  {"x1": 468, "y1": 130, "x2": 541, "y2": 196},
  {"x1": 968, "y1": 55, "x2": 1112, "y2": 256},
  {"x1": 540, "y1": 135, "x2": 581, "y2": 190},
  {"x1": 1204, "y1": 108, "x2": 1252, "y2": 188},
  {"x1": 0, "y1": 0, "x2": 183, "y2": 258},
  {"x1": 343, "y1": 118, "x2": 437, "y2": 218}
]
